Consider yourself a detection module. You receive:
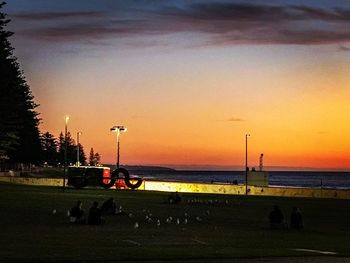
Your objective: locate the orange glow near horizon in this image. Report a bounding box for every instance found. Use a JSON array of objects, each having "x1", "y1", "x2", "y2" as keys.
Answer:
[{"x1": 10, "y1": 33, "x2": 347, "y2": 170}]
